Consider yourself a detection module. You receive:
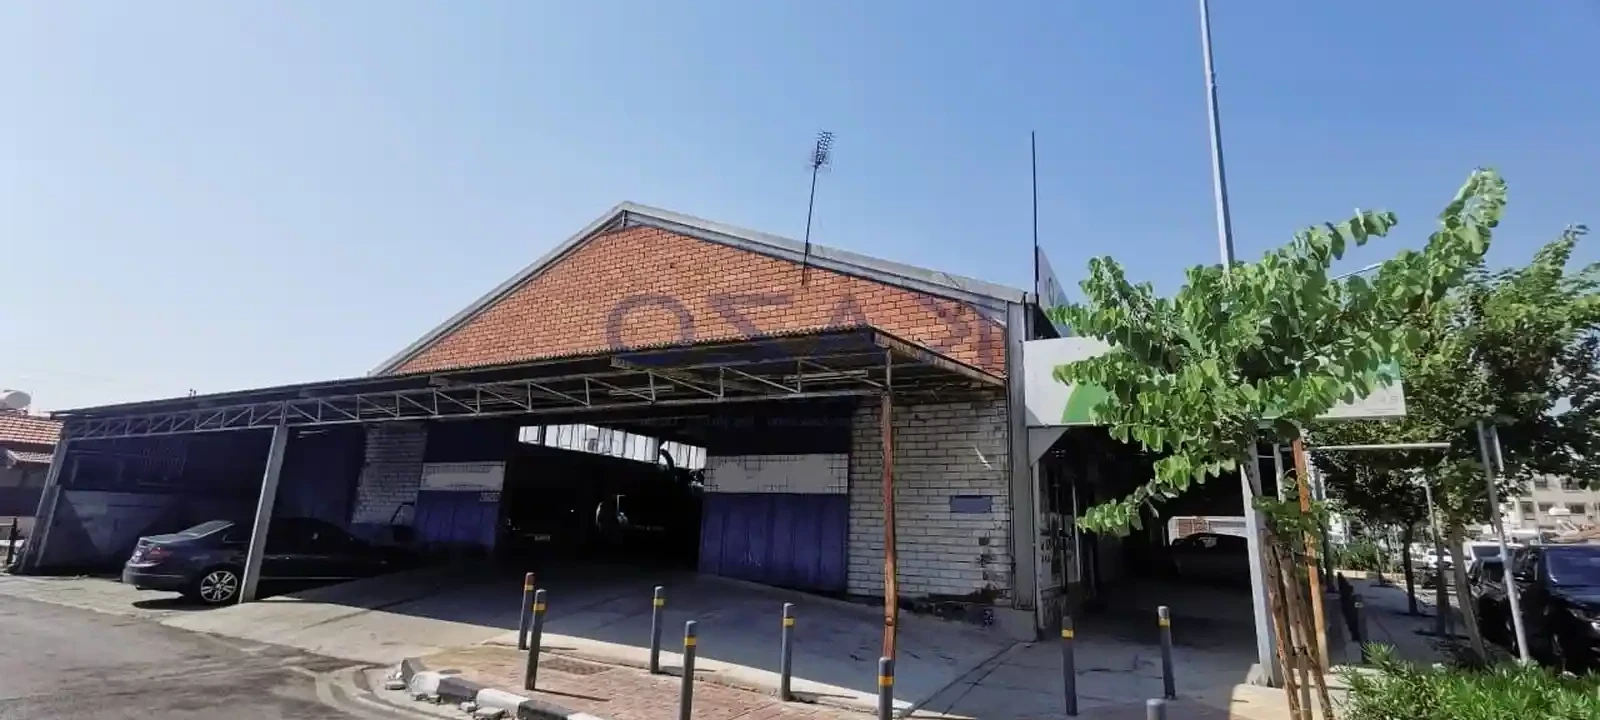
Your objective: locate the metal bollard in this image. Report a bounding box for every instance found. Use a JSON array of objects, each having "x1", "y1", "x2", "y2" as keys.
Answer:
[
  {"x1": 517, "y1": 572, "x2": 536, "y2": 650},
  {"x1": 679, "y1": 621, "x2": 698, "y2": 720},
  {"x1": 649, "y1": 586, "x2": 666, "y2": 674},
  {"x1": 4, "y1": 519, "x2": 17, "y2": 567},
  {"x1": 779, "y1": 603, "x2": 795, "y2": 701},
  {"x1": 1158, "y1": 606, "x2": 1175, "y2": 700},
  {"x1": 1146, "y1": 698, "x2": 1167, "y2": 720},
  {"x1": 877, "y1": 657, "x2": 895, "y2": 720},
  {"x1": 523, "y1": 589, "x2": 547, "y2": 691},
  {"x1": 1354, "y1": 593, "x2": 1370, "y2": 662},
  {"x1": 1061, "y1": 614, "x2": 1078, "y2": 716}
]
